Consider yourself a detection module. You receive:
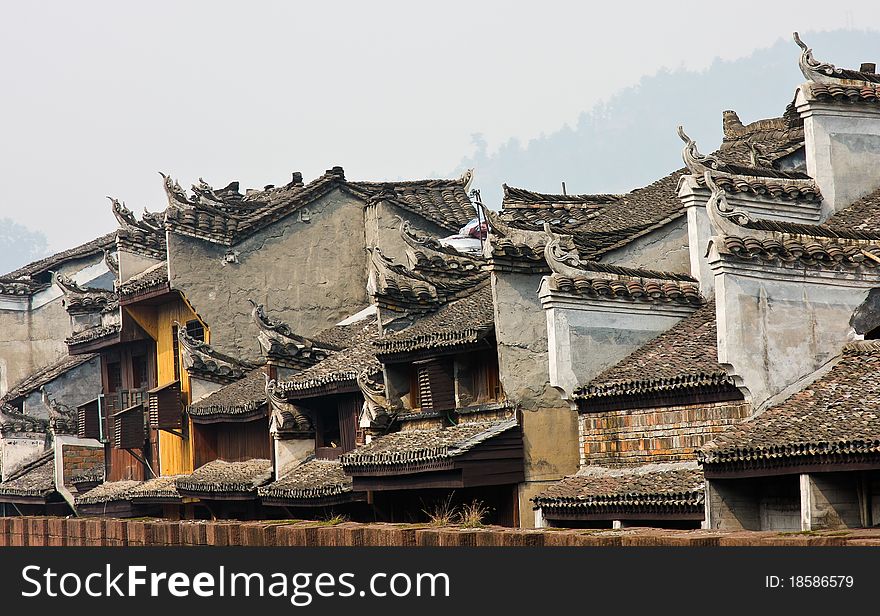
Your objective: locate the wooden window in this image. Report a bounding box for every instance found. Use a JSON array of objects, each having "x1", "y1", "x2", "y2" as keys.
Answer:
[
  {"x1": 77, "y1": 398, "x2": 102, "y2": 440},
  {"x1": 413, "y1": 359, "x2": 455, "y2": 412},
  {"x1": 171, "y1": 324, "x2": 180, "y2": 382},
  {"x1": 470, "y1": 350, "x2": 501, "y2": 404},
  {"x1": 148, "y1": 381, "x2": 182, "y2": 430},
  {"x1": 185, "y1": 319, "x2": 205, "y2": 342},
  {"x1": 112, "y1": 402, "x2": 145, "y2": 450},
  {"x1": 107, "y1": 361, "x2": 123, "y2": 393},
  {"x1": 131, "y1": 354, "x2": 149, "y2": 389}
]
